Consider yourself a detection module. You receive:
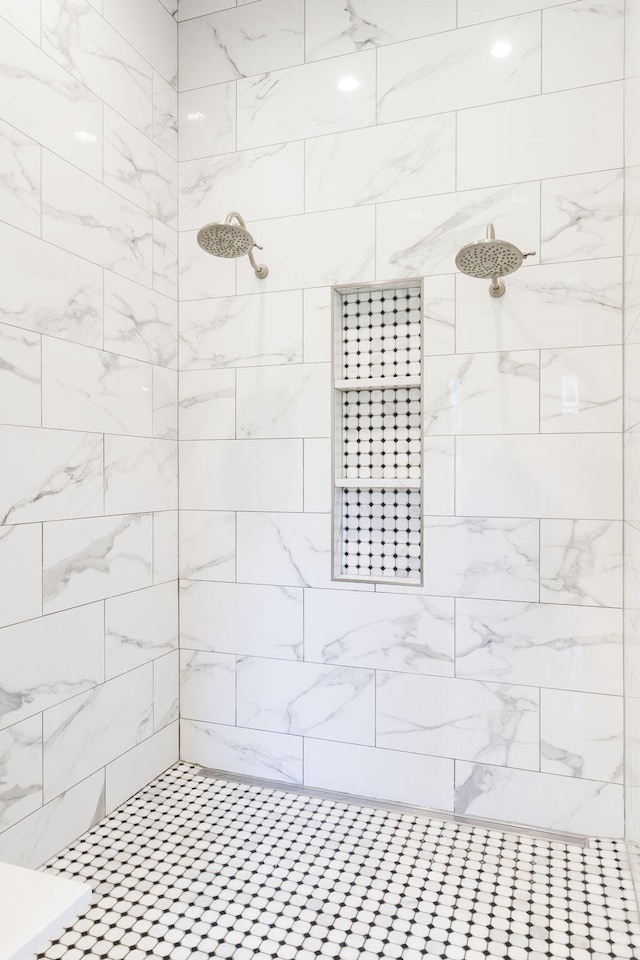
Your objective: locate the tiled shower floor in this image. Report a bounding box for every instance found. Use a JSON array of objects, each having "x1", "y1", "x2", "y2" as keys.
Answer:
[{"x1": 38, "y1": 763, "x2": 640, "y2": 960}]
